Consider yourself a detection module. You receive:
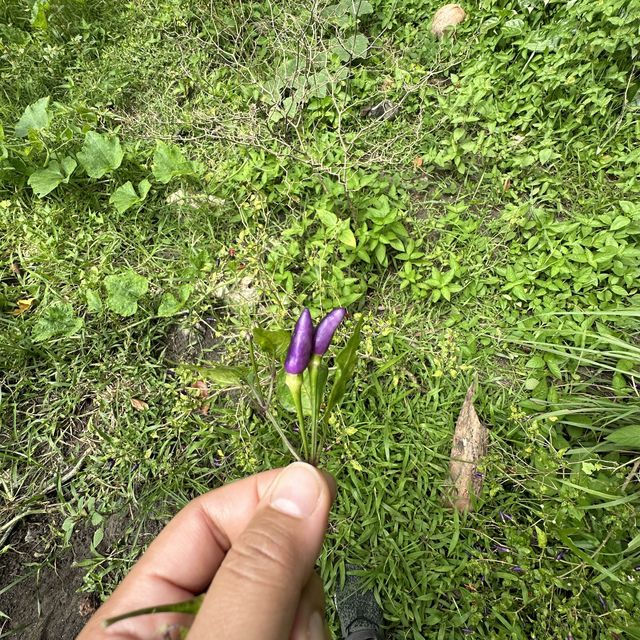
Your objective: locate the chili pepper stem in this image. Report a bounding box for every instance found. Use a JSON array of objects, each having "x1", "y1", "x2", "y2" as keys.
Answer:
[
  {"x1": 285, "y1": 373, "x2": 308, "y2": 460},
  {"x1": 103, "y1": 595, "x2": 204, "y2": 627},
  {"x1": 308, "y1": 355, "x2": 322, "y2": 464}
]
